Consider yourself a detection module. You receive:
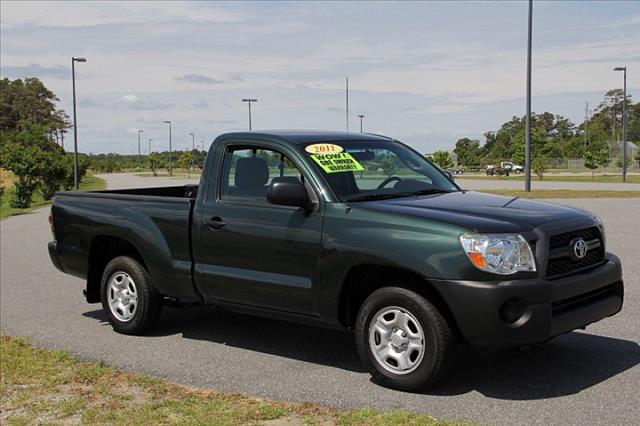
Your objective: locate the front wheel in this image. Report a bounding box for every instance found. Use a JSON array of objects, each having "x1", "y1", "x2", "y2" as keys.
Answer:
[
  {"x1": 100, "y1": 256, "x2": 163, "y2": 335},
  {"x1": 355, "y1": 287, "x2": 454, "y2": 391}
]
